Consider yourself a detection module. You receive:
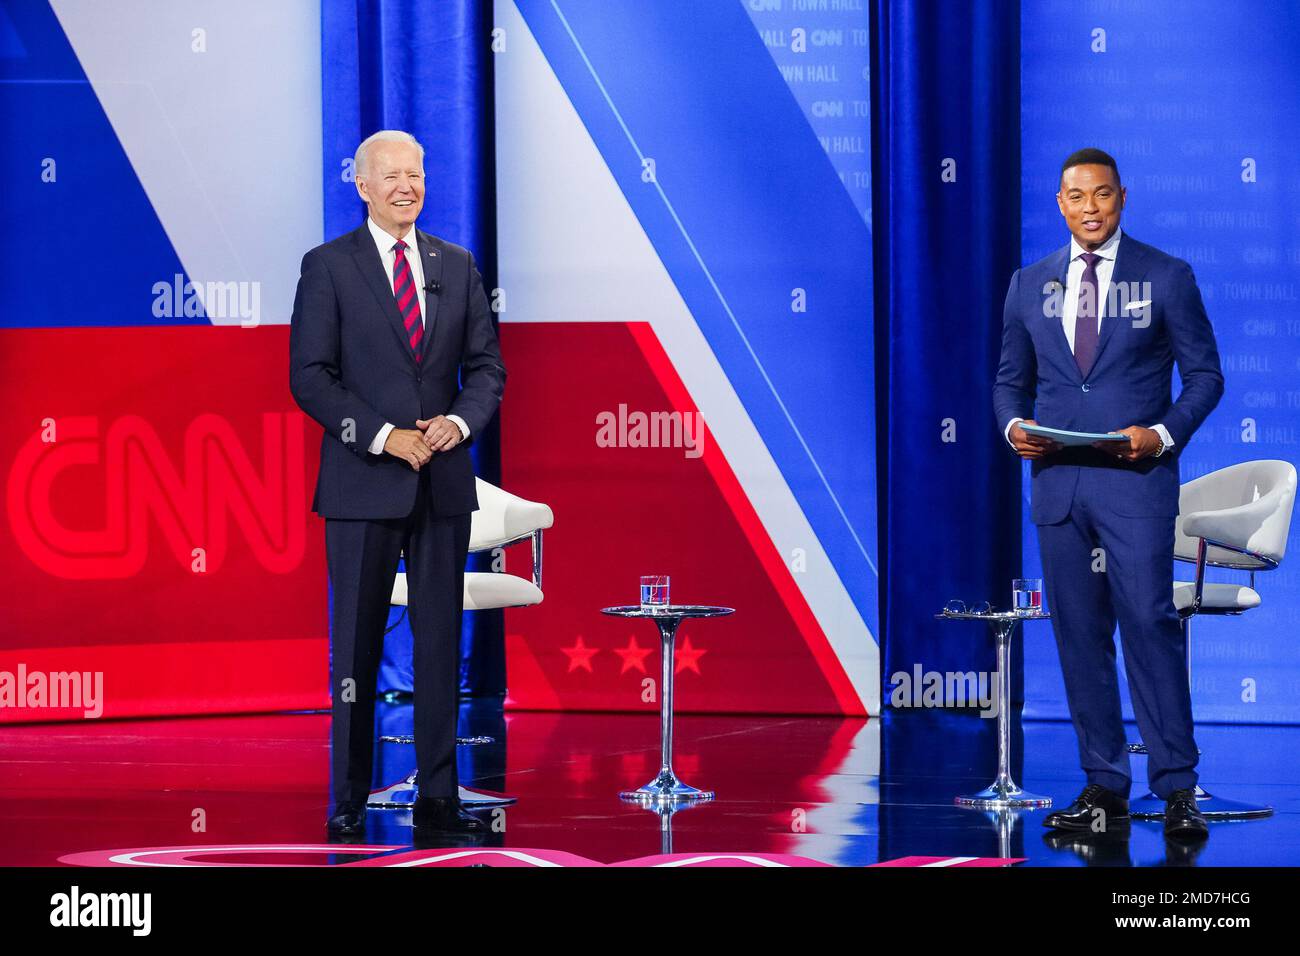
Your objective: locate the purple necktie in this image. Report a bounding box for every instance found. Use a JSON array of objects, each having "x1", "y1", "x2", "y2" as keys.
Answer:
[{"x1": 1073, "y1": 251, "x2": 1101, "y2": 376}]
